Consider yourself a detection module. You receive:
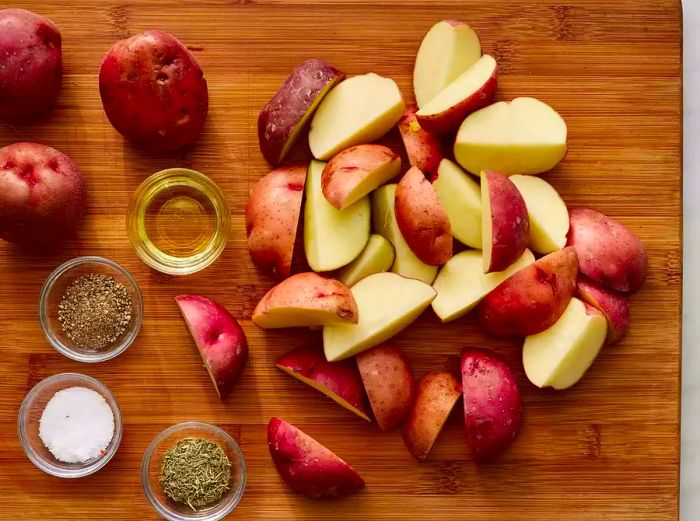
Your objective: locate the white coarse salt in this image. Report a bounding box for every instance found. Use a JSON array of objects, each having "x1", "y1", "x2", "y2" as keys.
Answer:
[{"x1": 39, "y1": 386, "x2": 115, "y2": 464}]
